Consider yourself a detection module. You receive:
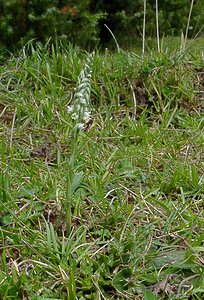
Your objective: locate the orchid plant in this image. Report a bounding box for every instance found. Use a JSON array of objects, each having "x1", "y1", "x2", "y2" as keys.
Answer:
[{"x1": 66, "y1": 52, "x2": 94, "y2": 235}]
